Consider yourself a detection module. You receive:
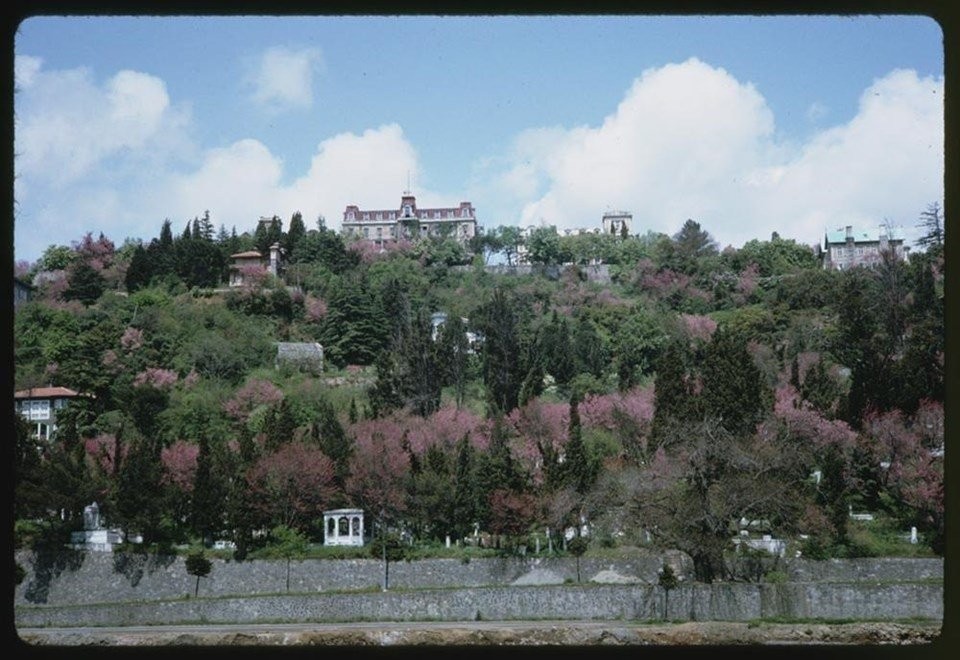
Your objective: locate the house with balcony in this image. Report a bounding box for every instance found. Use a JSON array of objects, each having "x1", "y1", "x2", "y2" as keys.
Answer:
[{"x1": 15, "y1": 386, "x2": 88, "y2": 440}]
